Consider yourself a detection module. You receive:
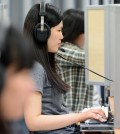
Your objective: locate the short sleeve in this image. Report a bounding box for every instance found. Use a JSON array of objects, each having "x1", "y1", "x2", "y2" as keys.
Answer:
[{"x1": 31, "y1": 62, "x2": 45, "y2": 94}]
